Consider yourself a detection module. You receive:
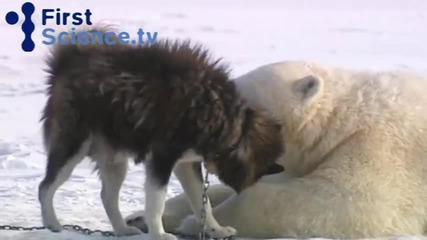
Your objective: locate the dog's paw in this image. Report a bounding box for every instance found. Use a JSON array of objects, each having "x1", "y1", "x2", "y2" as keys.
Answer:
[
  {"x1": 43, "y1": 220, "x2": 62, "y2": 232},
  {"x1": 207, "y1": 225, "x2": 237, "y2": 238},
  {"x1": 149, "y1": 232, "x2": 178, "y2": 240},
  {"x1": 114, "y1": 225, "x2": 143, "y2": 236}
]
